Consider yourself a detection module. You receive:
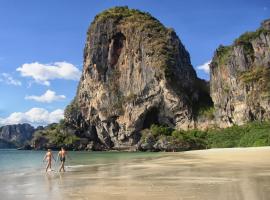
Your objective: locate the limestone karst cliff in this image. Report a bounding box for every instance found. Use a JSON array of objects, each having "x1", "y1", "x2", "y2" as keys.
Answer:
[
  {"x1": 21, "y1": 10, "x2": 270, "y2": 151},
  {"x1": 210, "y1": 19, "x2": 270, "y2": 127},
  {"x1": 64, "y1": 7, "x2": 212, "y2": 150}
]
